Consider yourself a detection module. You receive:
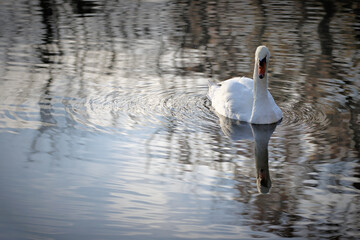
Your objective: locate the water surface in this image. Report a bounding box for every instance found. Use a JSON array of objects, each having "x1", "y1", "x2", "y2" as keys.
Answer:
[{"x1": 0, "y1": 0, "x2": 360, "y2": 239}]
